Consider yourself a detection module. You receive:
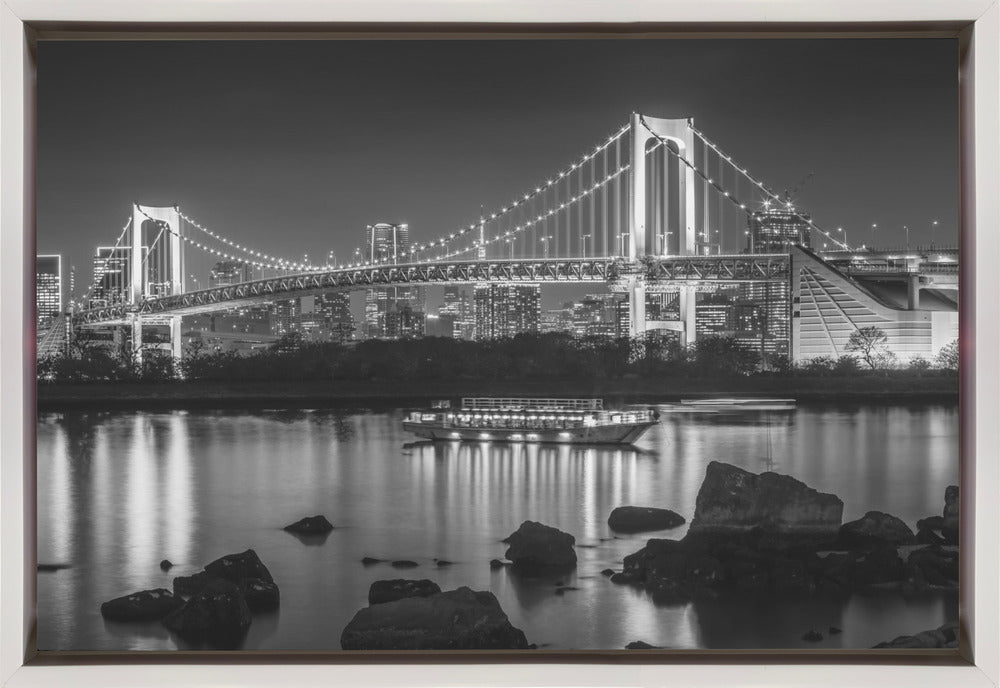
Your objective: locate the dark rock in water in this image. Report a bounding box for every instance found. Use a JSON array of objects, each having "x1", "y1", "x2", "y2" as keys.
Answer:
[
  {"x1": 204, "y1": 549, "x2": 274, "y2": 586},
  {"x1": 829, "y1": 626, "x2": 842, "y2": 635},
  {"x1": 801, "y1": 630, "x2": 823, "y2": 642},
  {"x1": 554, "y1": 586, "x2": 579, "y2": 595},
  {"x1": 244, "y1": 578, "x2": 280, "y2": 612},
  {"x1": 688, "y1": 462, "x2": 843, "y2": 544},
  {"x1": 162, "y1": 579, "x2": 252, "y2": 648},
  {"x1": 820, "y1": 545, "x2": 904, "y2": 588},
  {"x1": 173, "y1": 570, "x2": 212, "y2": 597},
  {"x1": 905, "y1": 545, "x2": 959, "y2": 590},
  {"x1": 600, "y1": 568, "x2": 616, "y2": 577},
  {"x1": 101, "y1": 588, "x2": 182, "y2": 622},
  {"x1": 391, "y1": 560, "x2": 419, "y2": 569},
  {"x1": 608, "y1": 506, "x2": 685, "y2": 533},
  {"x1": 609, "y1": 572, "x2": 633, "y2": 585},
  {"x1": 37, "y1": 563, "x2": 70, "y2": 572},
  {"x1": 916, "y1": 528, "x2": 947, "y2": 546},
  {"x1": 160, "y1": 559, "x2": 173, "y2": 571},
  {"x1": 917, "y1": 515, "x2": 944, "y2": 532},
  {"x1": 435, "y1": 560, "x2": 454, "y2": 567},
  {"x1": 625, "y1": 640, "x2": 658, "y2": 649},
  {"x1": 340, "y1": 586, "x2": 529, "y2": 650},
  {"x1": 873, "y1": 622, "x2": 958, "y2": 649},
  {"x1": 838, "y1": 511, "x2": 916, "y2": 549},
  {"x1": 362, "y1": 557, "x2": 384, "y2": 566},
  {"x1": 503, "y1": 521, "x2": 577, "y2": 571},
  {"x1": 489, "y1": 559, "x2": 506, "y2": 570},
  {"x1": 368, "y1": 579, "x2": 442, "y2": 605},
  {"x1": 621, "y1": 538, "x2": 725, "y2": 594},
  {"x1": 942, "y1": 485, "x2": 959, "y2": 544},
  {"x1": 283, "y1": 515, "x2": 334, "y2": 535}
]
